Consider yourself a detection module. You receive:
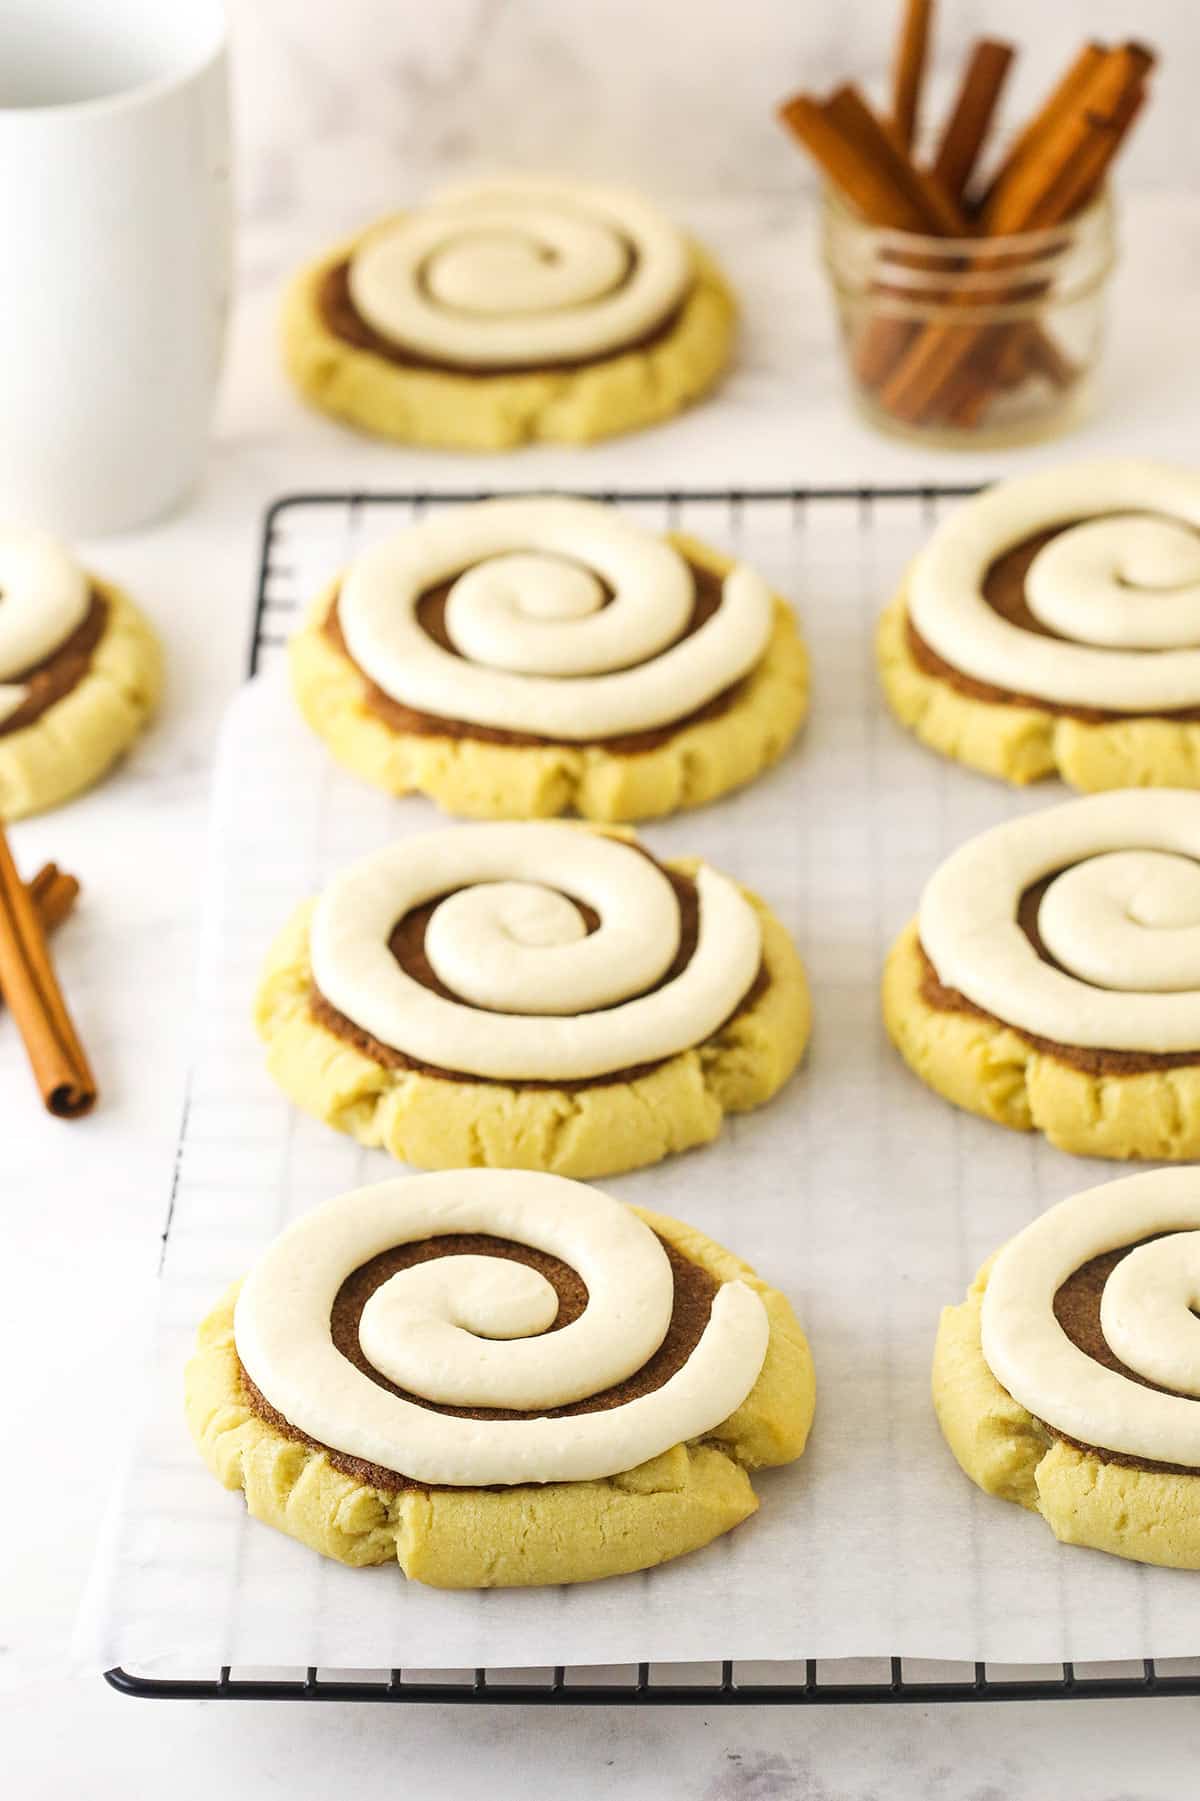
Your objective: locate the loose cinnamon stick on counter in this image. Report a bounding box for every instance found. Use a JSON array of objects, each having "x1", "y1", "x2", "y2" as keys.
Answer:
[
  {"x1": 0, "y1": 864, "x2": 80, "y2": 1014},
  {"x1": 0, "y1": 827, "x2": 95, "y2": 1117},
  {"x1": 878, "y1": 43, "x2": 1153, "y2": 424},
  {"x1": 28, "y1": 863, "x2": 80, "y2": 937},
  {"x1": 891, "y1": 0, "x2": 934, "y2": 149},
  {"x1": 931, "y1": 38, "x2": 1014, "y2": 202},
  {"x1": 0, "y1": 864, "x2": 78, "y2": 1022}
]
